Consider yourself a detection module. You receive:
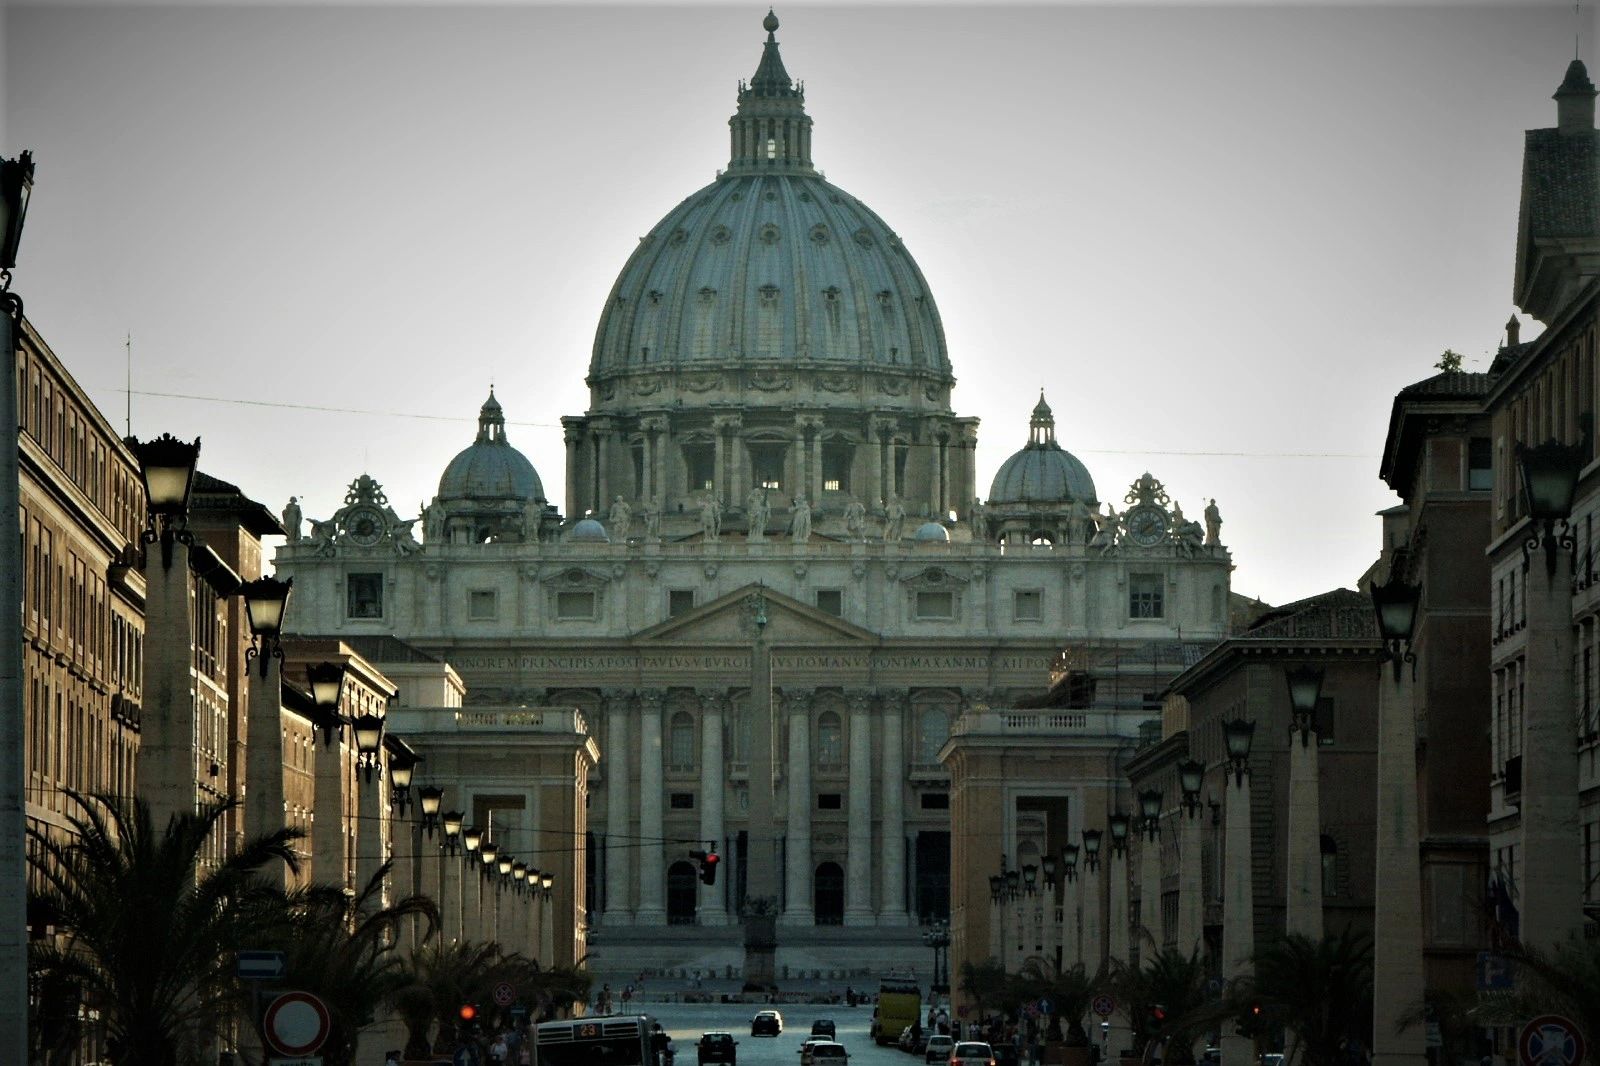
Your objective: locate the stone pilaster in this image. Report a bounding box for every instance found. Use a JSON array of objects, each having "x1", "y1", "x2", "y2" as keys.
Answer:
[
  {"x1": 602, "y1": 689, "x2": 633, "y2": 925},
  {"x1": 635, "y1": 690, "x2": 667, "y2": 924},
  {"x1": 1220, "y1": 771, "x2": 1256, "y2": 1066},
  {"x1": 356, "y1": 764, "x2": 387, "y2": 908},
  {"x1": 246, "y1": 656, "x2": 287, "y2": 883},
  {"x1": 1080, "y1": 854, "x2": 1102, "y2": 973},
  {"x1": 1139, "y1": 827, "x2": 1163, "y2": 948},
  {"x1": 781, "y1": 689, "x2": 815, "y2": 926},
  {"x1": 879, "y1": 693, "x2": 909, "y2": 924},
  {"x1": 135, "y1": 541, "x2": 196, "y2": 833},
  {"x1": 1106, "y1": 844, "x2": 1133, "y2": 1057},
  {"x1": 1372, "y1": 667, "x2": 1426, "y2": 1066},
  {"x1": 1284, "y1": 727, "x2": 1324, "y2": 940},
  {"x1": 1061, "y1": 870, "x2": 1081, "y2": 970},
  {"x1": 1176, "y1": 809, "x2": 1204, "y2": 957},
  {"x1": 845, "y1": 690, "x2": 875, "y2": 925},
  {"x1": 312, "y1": 735, "x2": 347, "y2": 888},
  {"x1": 698, "y1": 691, "x2": 729, "y2": 925}
]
